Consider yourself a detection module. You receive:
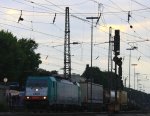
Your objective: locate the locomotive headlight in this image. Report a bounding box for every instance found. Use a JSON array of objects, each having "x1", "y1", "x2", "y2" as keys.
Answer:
[
  {"x1": 35, "y1": 88, "x2": 39, "y2": 91},
  {"x1": 26, "y1": 96, "x2": 30, "y2": 99},
  {"x1": 43, "y1": 96, "x2": 47, "y2": 99}
]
